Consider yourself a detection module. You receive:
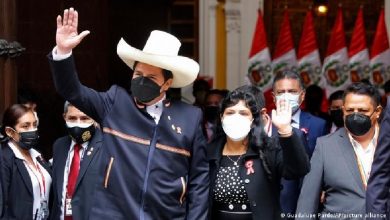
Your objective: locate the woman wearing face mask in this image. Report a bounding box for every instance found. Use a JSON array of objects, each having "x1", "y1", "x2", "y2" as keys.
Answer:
[
  {"x1": 207, "y1": 85, "x2": 310, "y2": 220},
  {"x1": 0, "y1": 104, "x2": 52, "y2": 220}
]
